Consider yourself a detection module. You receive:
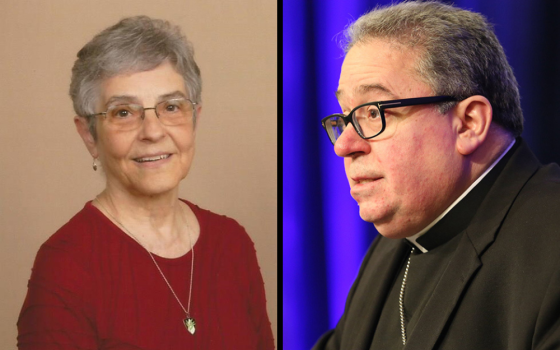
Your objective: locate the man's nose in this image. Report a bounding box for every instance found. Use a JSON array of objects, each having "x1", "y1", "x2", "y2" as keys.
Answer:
[{"x1": 334, "y1": 123, "x2": 370, "y2": 157}]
